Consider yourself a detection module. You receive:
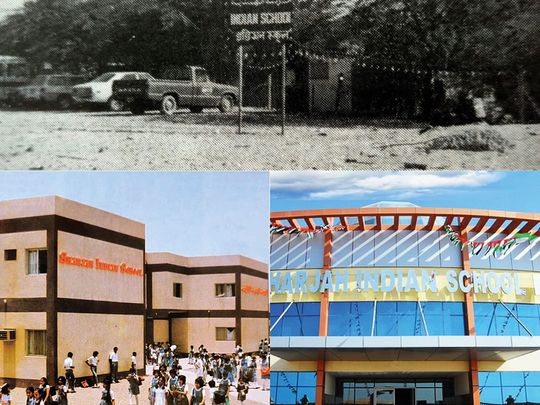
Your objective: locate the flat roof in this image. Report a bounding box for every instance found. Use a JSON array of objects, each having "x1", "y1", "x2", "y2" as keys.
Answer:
[
  {"x1": 0, "y1": 195, "x2": 145, "y2": 239},
  {"x1": 146, "y1": 251, "x2": 268, "y2": 273}
]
